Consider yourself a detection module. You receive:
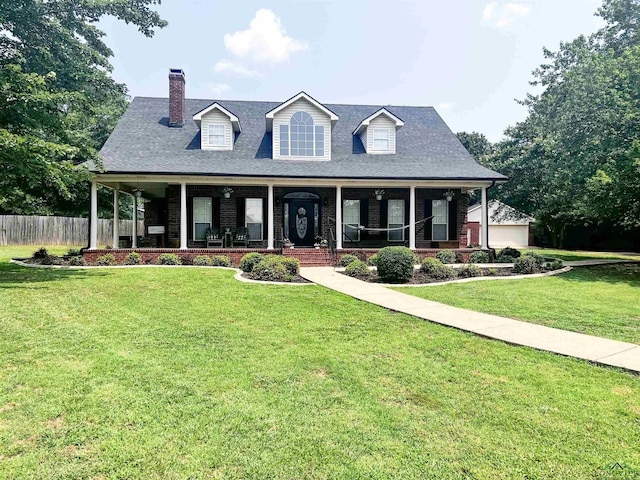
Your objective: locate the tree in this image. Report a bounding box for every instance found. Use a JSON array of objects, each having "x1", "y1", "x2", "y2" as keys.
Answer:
[
  {"x1": 0, "y1": 0, "x2": 166, "y2": 216},
  {"x1": 456, "y1": 131, "x2": 493, "y2": 161}
]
